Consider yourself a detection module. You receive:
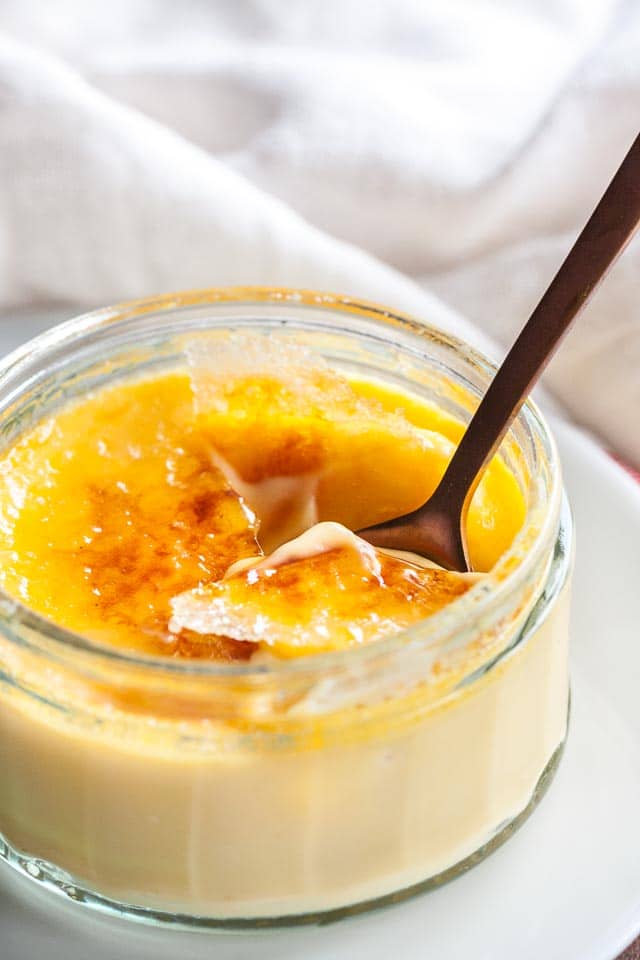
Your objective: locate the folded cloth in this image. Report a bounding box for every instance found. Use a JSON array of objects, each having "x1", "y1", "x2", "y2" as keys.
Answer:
[{"x1": 0, "y1": 1, "x2": 638, "y2": 463}]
